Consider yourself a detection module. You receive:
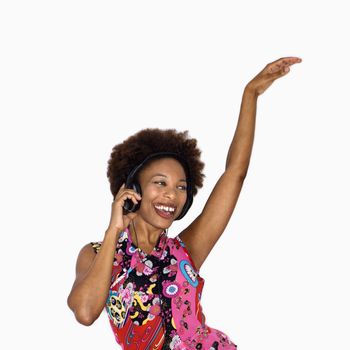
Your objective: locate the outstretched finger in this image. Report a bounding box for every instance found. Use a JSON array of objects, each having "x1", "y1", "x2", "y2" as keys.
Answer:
[
  {"x1": 270, "y1": 56, "x2": 302, "y2": 66},
  {"x1": 269, "y1": 60, "x2": 301, "y2": 74},
  {"x1": 268, "y1": 57, "x2": 302, "y2": 73}
]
